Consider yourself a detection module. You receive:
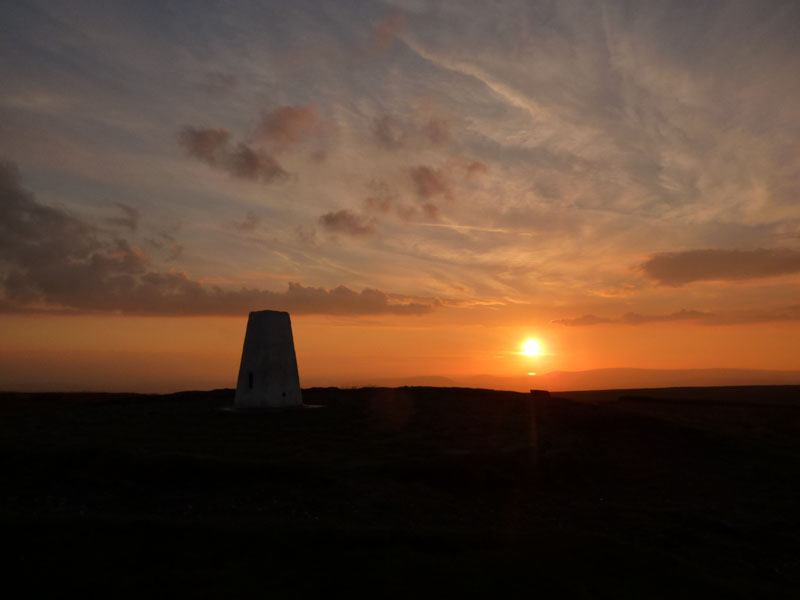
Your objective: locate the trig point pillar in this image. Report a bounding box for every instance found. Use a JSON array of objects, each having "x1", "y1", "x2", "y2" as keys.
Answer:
[{"x1": 235, "y1": 310, "x2": 302, "y2": 409}]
